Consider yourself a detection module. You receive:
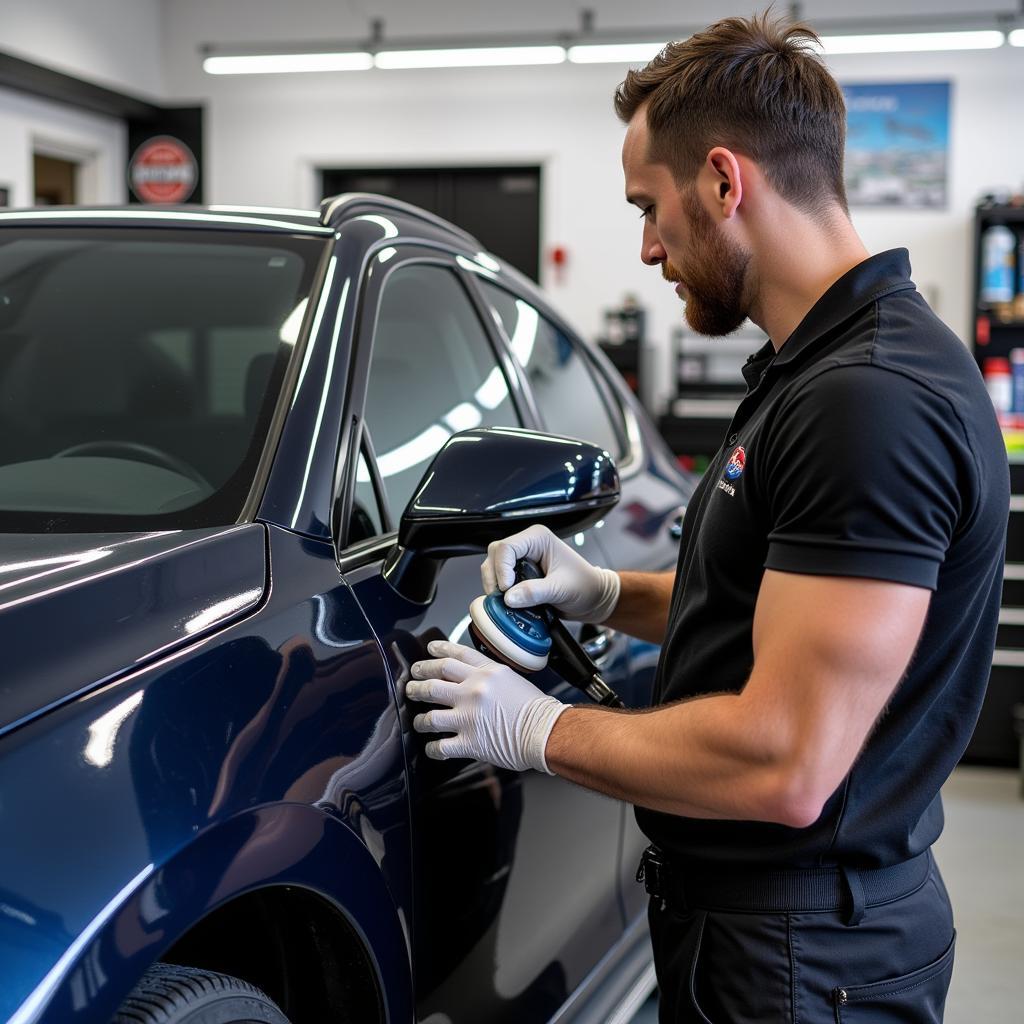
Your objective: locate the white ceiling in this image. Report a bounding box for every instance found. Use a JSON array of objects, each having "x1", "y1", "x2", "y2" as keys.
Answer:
[{"x1": 164, "y1": 0, "x2": 1022, "y2": 50}]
